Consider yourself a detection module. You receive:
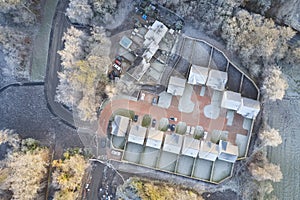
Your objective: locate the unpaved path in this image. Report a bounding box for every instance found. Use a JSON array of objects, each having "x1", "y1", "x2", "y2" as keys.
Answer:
[{"x1": 31, "y1": 0, "x2": 59, "y2": 80}]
